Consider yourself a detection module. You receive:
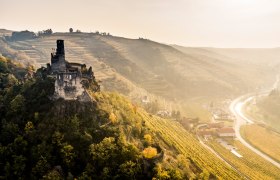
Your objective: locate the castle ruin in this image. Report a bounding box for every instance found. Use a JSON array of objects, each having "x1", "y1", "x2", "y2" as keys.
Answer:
[{"x1": 46, "y1": 40, "x2": 95, "y2": 101}]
